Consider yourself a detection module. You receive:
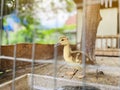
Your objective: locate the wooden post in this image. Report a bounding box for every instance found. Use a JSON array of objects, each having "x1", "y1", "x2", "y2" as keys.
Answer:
[
  {"x1": 106, "y1": 38, "x2": 108, "y2": 49},
  {"x1": 111, "y1": 37, "x2": 112, "y2": 48},
  {"x1": 101, "y1": 38, "x2": 103, "y2": 49}
]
